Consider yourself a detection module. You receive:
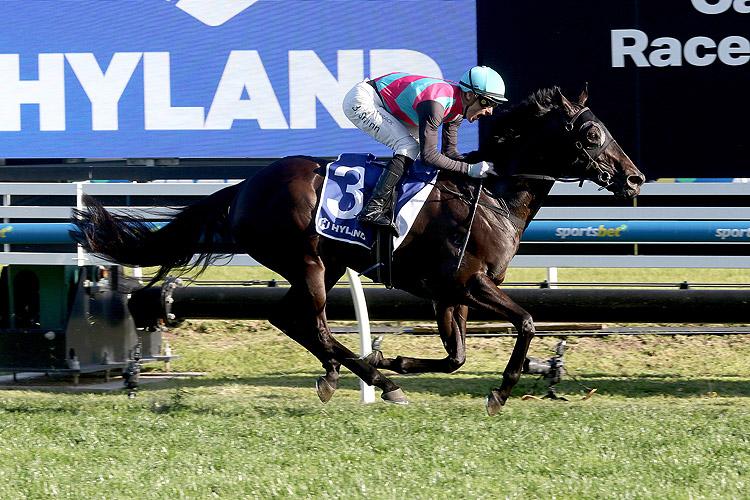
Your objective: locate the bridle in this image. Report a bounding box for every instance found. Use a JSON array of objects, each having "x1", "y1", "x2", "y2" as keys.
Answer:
[
  {"x1": 564, "y1": 104, "x2": 615, "y2": 190},
  {"x1": 403, "y1": 101, "x2": 623, "y2": 231},
  {"x1": 512, "y1": 103, "x2": 616, "y2": 190}
]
